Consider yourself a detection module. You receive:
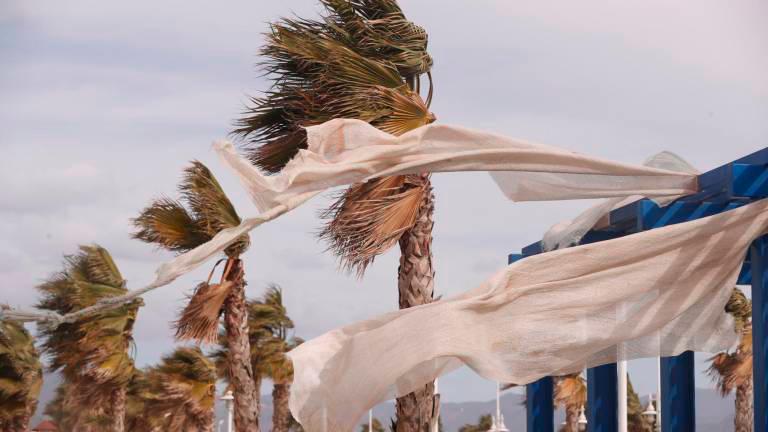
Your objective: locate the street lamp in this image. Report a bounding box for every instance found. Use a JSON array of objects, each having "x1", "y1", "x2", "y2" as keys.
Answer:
[
  {"x1": 577, "y1": 405, "x2": 588, "y2": 431},
  {"x1": 487, "y1": 382, "x2": 509, "y2": 432},
  {"x1": 642, "y1": 394, "x2": 658, "y2": 431},
  {"x1": 220, "y1": 390, "x2": 235, "y2": 432}
]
